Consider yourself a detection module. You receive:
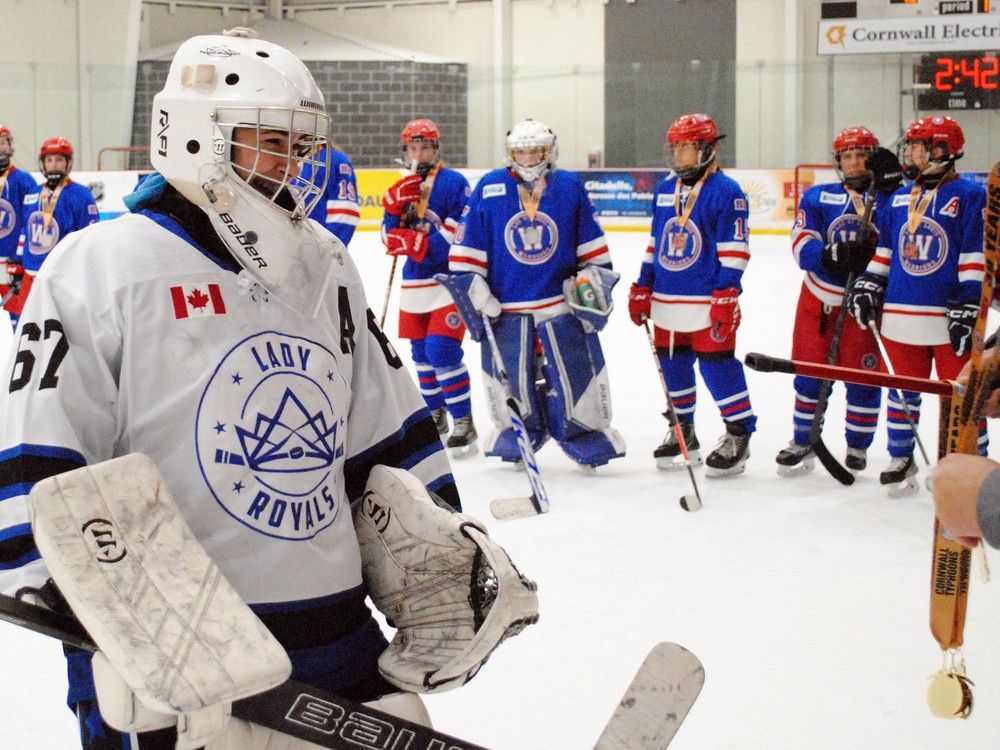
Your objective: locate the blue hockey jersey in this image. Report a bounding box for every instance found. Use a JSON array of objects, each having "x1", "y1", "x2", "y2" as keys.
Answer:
[
  {"x1": 791, "y1": 182, "x2": 892, "y2": 306},
  {"x1": 19, "y1": 180, "x2": 97, "y2": 274},
  {"x1": 300, "y1": 148, "x2": 360, "y2": 247},
  {"x1": 450, "y1": 168, "x2": 611, "y2": 319},
  {"x1": 867, "y1": 175, "x2": 985, "y2": 345},
  {"x1": 0, "y1": 166, "x2": 38, "y2": 262},
  {"x1": 635, "y1": 169, "x2": 750, "y2": 332},
  {"x1": 382, "y1": 166, "x2": 470, "y2": 313}
]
